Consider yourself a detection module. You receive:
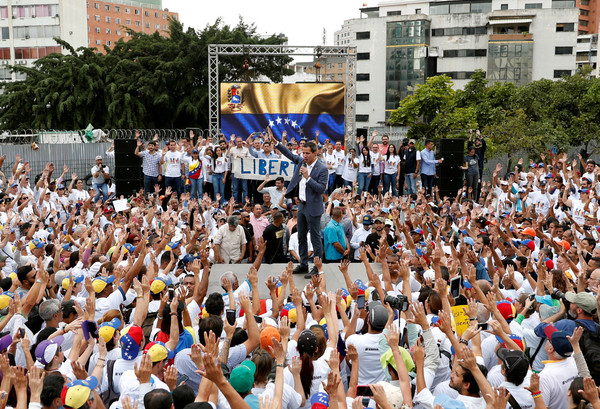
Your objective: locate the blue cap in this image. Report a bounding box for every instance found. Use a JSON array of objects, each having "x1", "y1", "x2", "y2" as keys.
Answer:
[
  {"x1": 362, "y1": 215, "x2": 373, "y2": 225},
  {"x1": 463, "y1": 237, "x2": 474, "y2": 246},
  {"x1": 311, "y1": 392, "x2": 329, "y2": 407},
  {"x1": 433, "y1": 395, "x2": 466, "y2": 409}
]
